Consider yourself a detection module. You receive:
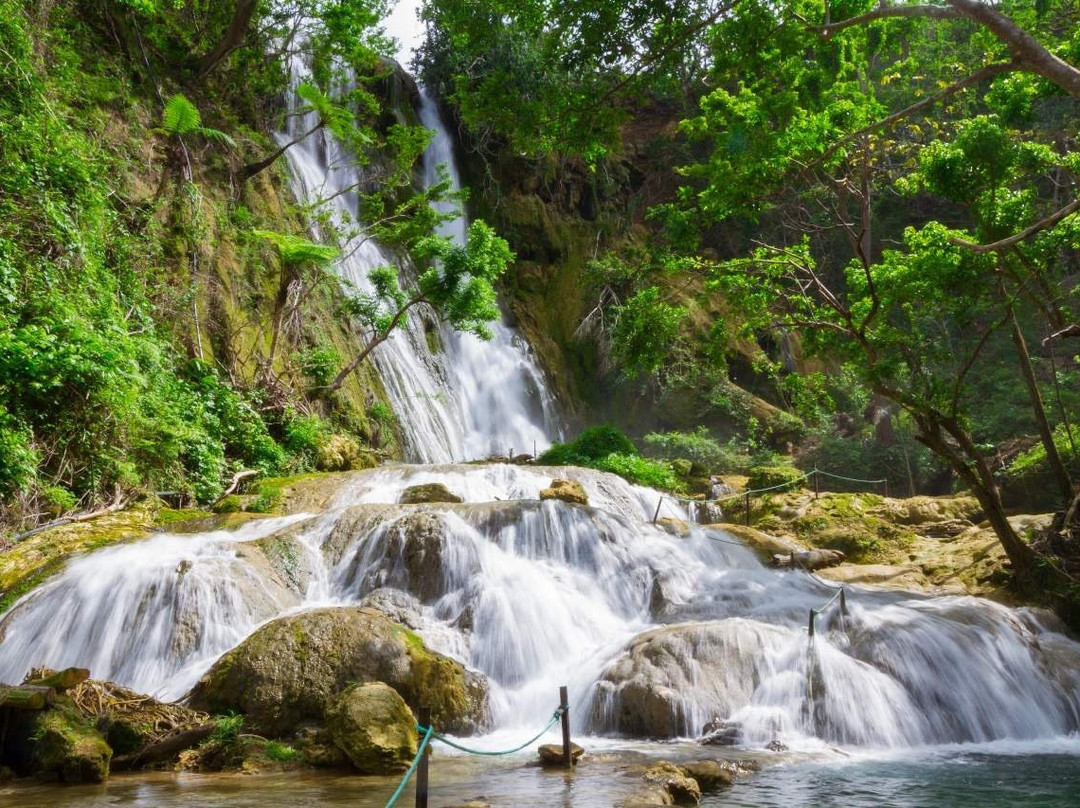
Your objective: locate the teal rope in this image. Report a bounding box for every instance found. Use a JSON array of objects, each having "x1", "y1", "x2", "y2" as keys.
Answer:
[
  {"x1": 420, "y1": 708, "x2": 563, "y2": 757},
  {"x1": 813, "y1": 468, "x2": 887, "y2": 485},
  {"x1": 384, "y1": 724, "x2": 434, "y2": 808}
]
